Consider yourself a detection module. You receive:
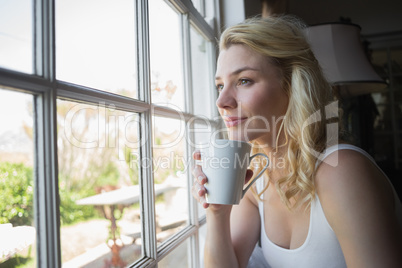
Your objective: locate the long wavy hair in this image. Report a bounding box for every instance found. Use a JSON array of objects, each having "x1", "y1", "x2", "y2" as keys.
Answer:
[{"x1": 219, "y1": 15, "x2": 336, "y2": 209}]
